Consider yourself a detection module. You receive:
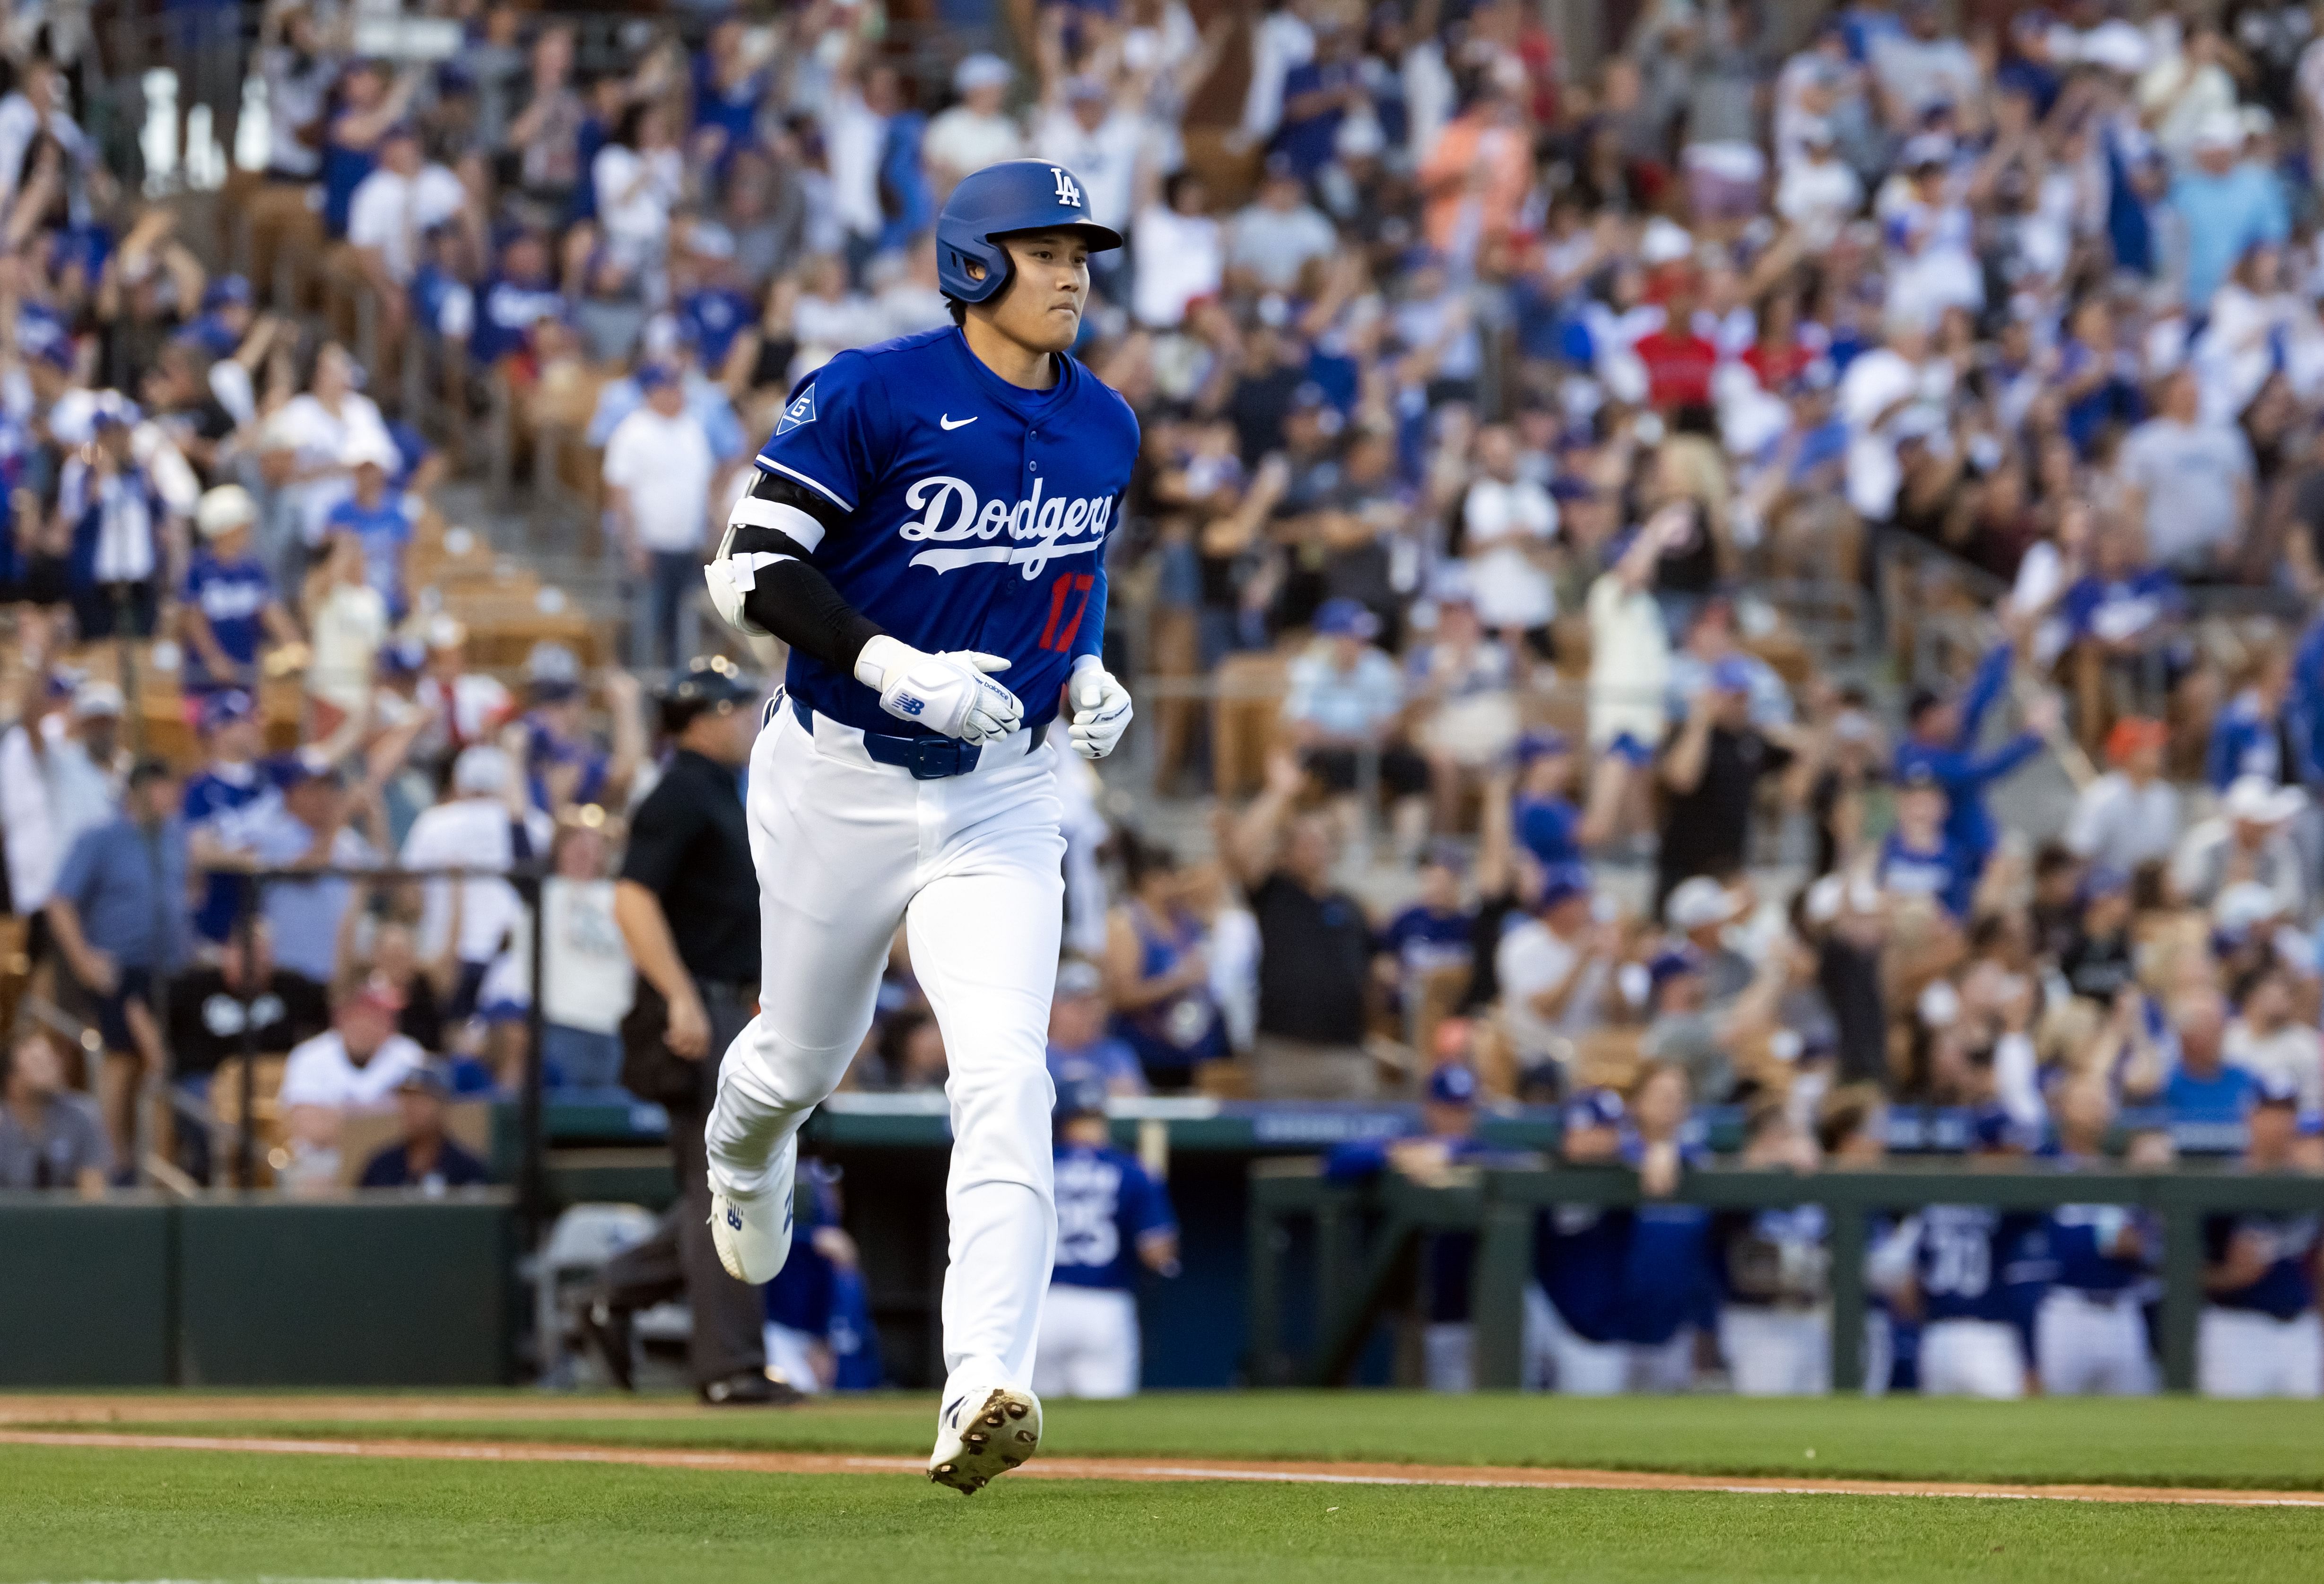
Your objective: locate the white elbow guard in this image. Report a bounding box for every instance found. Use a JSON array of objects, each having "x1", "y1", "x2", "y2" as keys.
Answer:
[{"x1": 704, "y1": 522, "x2": 789, "y2": 638}]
